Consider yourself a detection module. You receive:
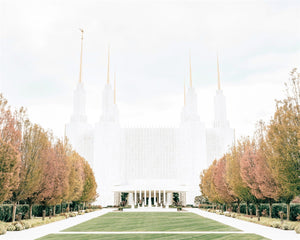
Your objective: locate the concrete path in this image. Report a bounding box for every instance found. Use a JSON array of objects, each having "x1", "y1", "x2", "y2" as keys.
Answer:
[
  {"x1": 188, "y1": 208, "x2": 299, "y2": 240},
  {"x1": 0, "y1": 208, "x2": 113, "y2": 240}
]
